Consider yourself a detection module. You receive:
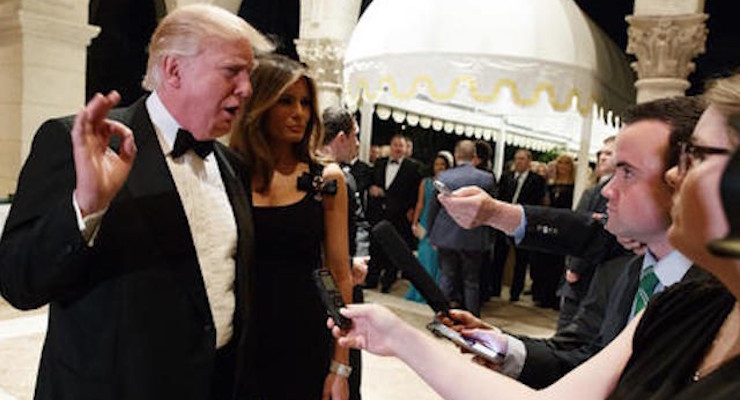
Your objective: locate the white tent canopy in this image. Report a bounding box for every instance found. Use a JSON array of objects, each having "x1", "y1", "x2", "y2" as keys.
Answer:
[{"x1": 343, "y1": 0, "x2": 636, "y2": 169}]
